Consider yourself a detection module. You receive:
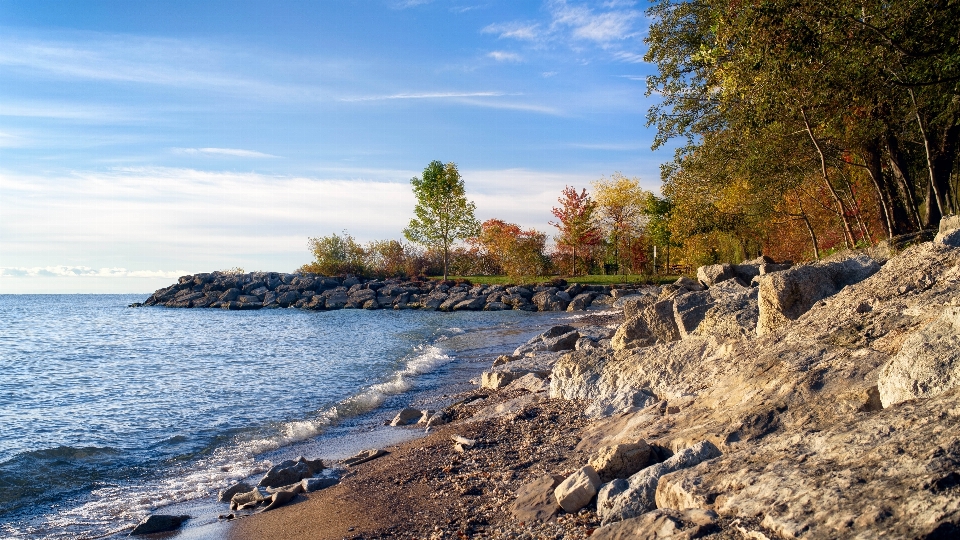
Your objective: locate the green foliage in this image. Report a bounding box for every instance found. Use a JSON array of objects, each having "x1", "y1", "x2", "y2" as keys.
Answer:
[
  {"x1": 474, "y1": 219, "x2": 551, "y2": 284},
  {"x1": 300, "y1": 231, "x2": 366, "y2": 276},
  {"x1": 403, "y1": 161, "x2": 480, "y2": 280}
]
